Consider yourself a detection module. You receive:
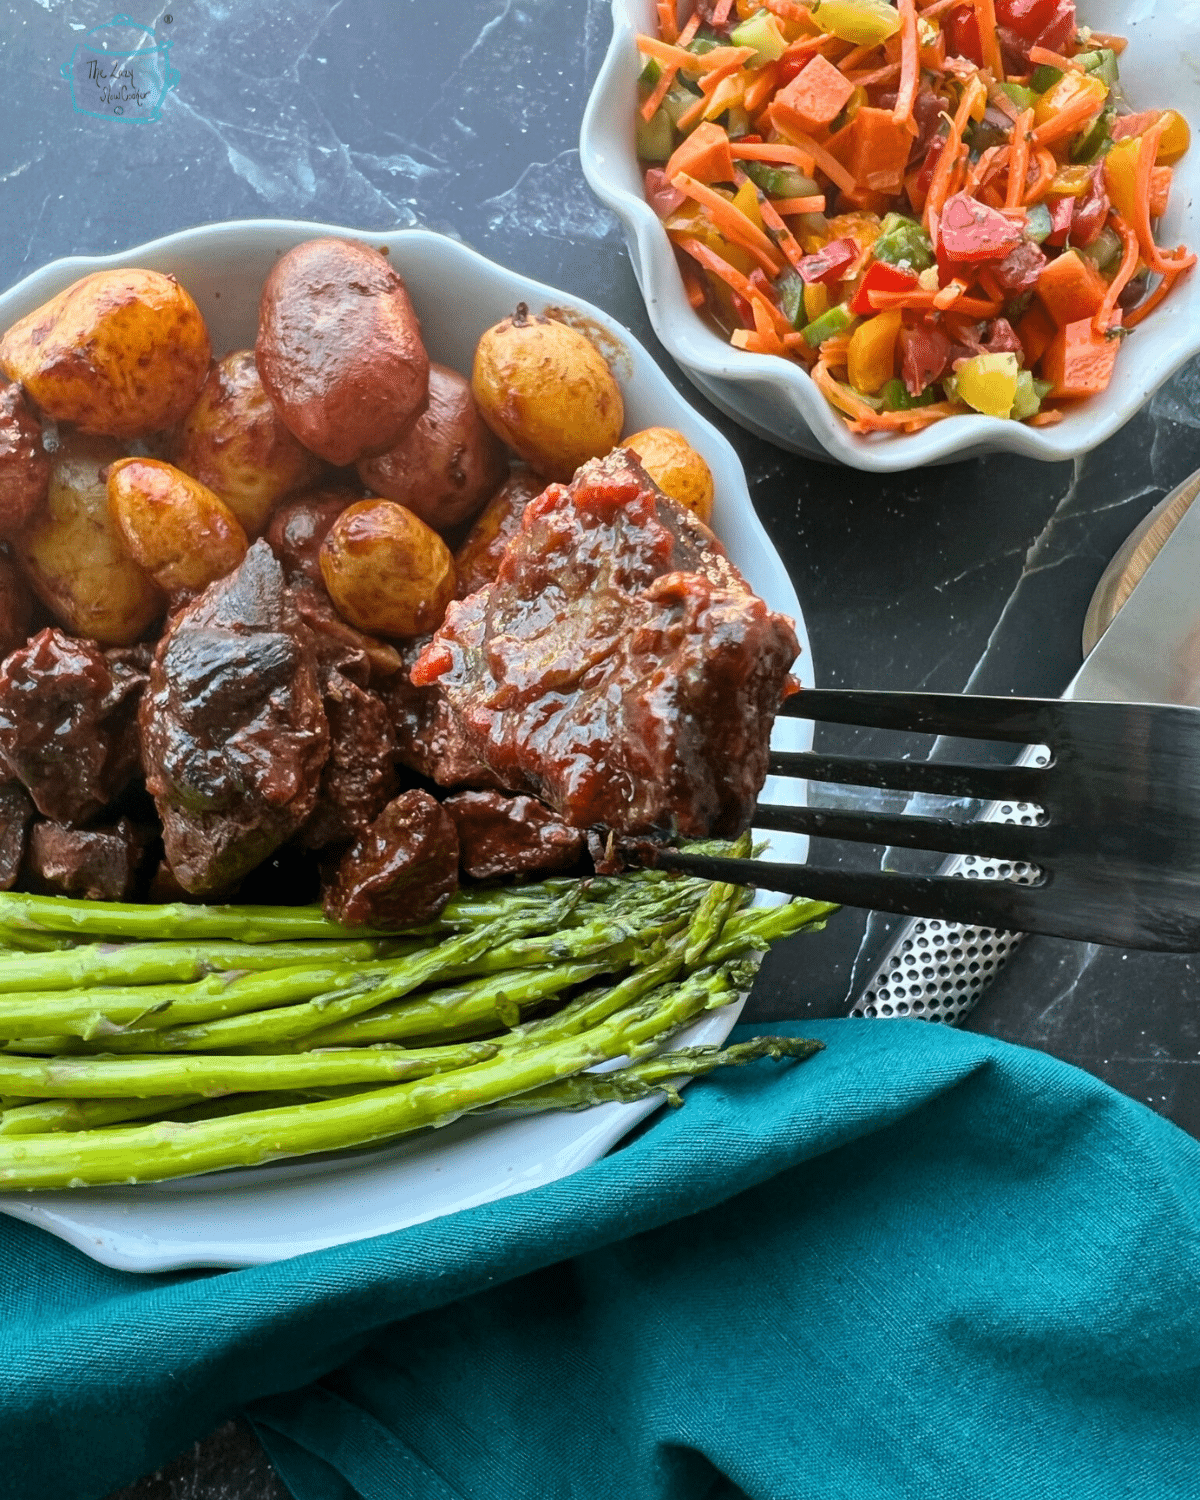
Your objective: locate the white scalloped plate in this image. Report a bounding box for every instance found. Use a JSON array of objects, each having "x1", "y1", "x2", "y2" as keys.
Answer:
[
  {"x1": 0, "y1": 221, "x2": 814, "y2": 1270},
  {"x1": 581, "y1": 0, "x2": 1200, "y2": 468}
]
